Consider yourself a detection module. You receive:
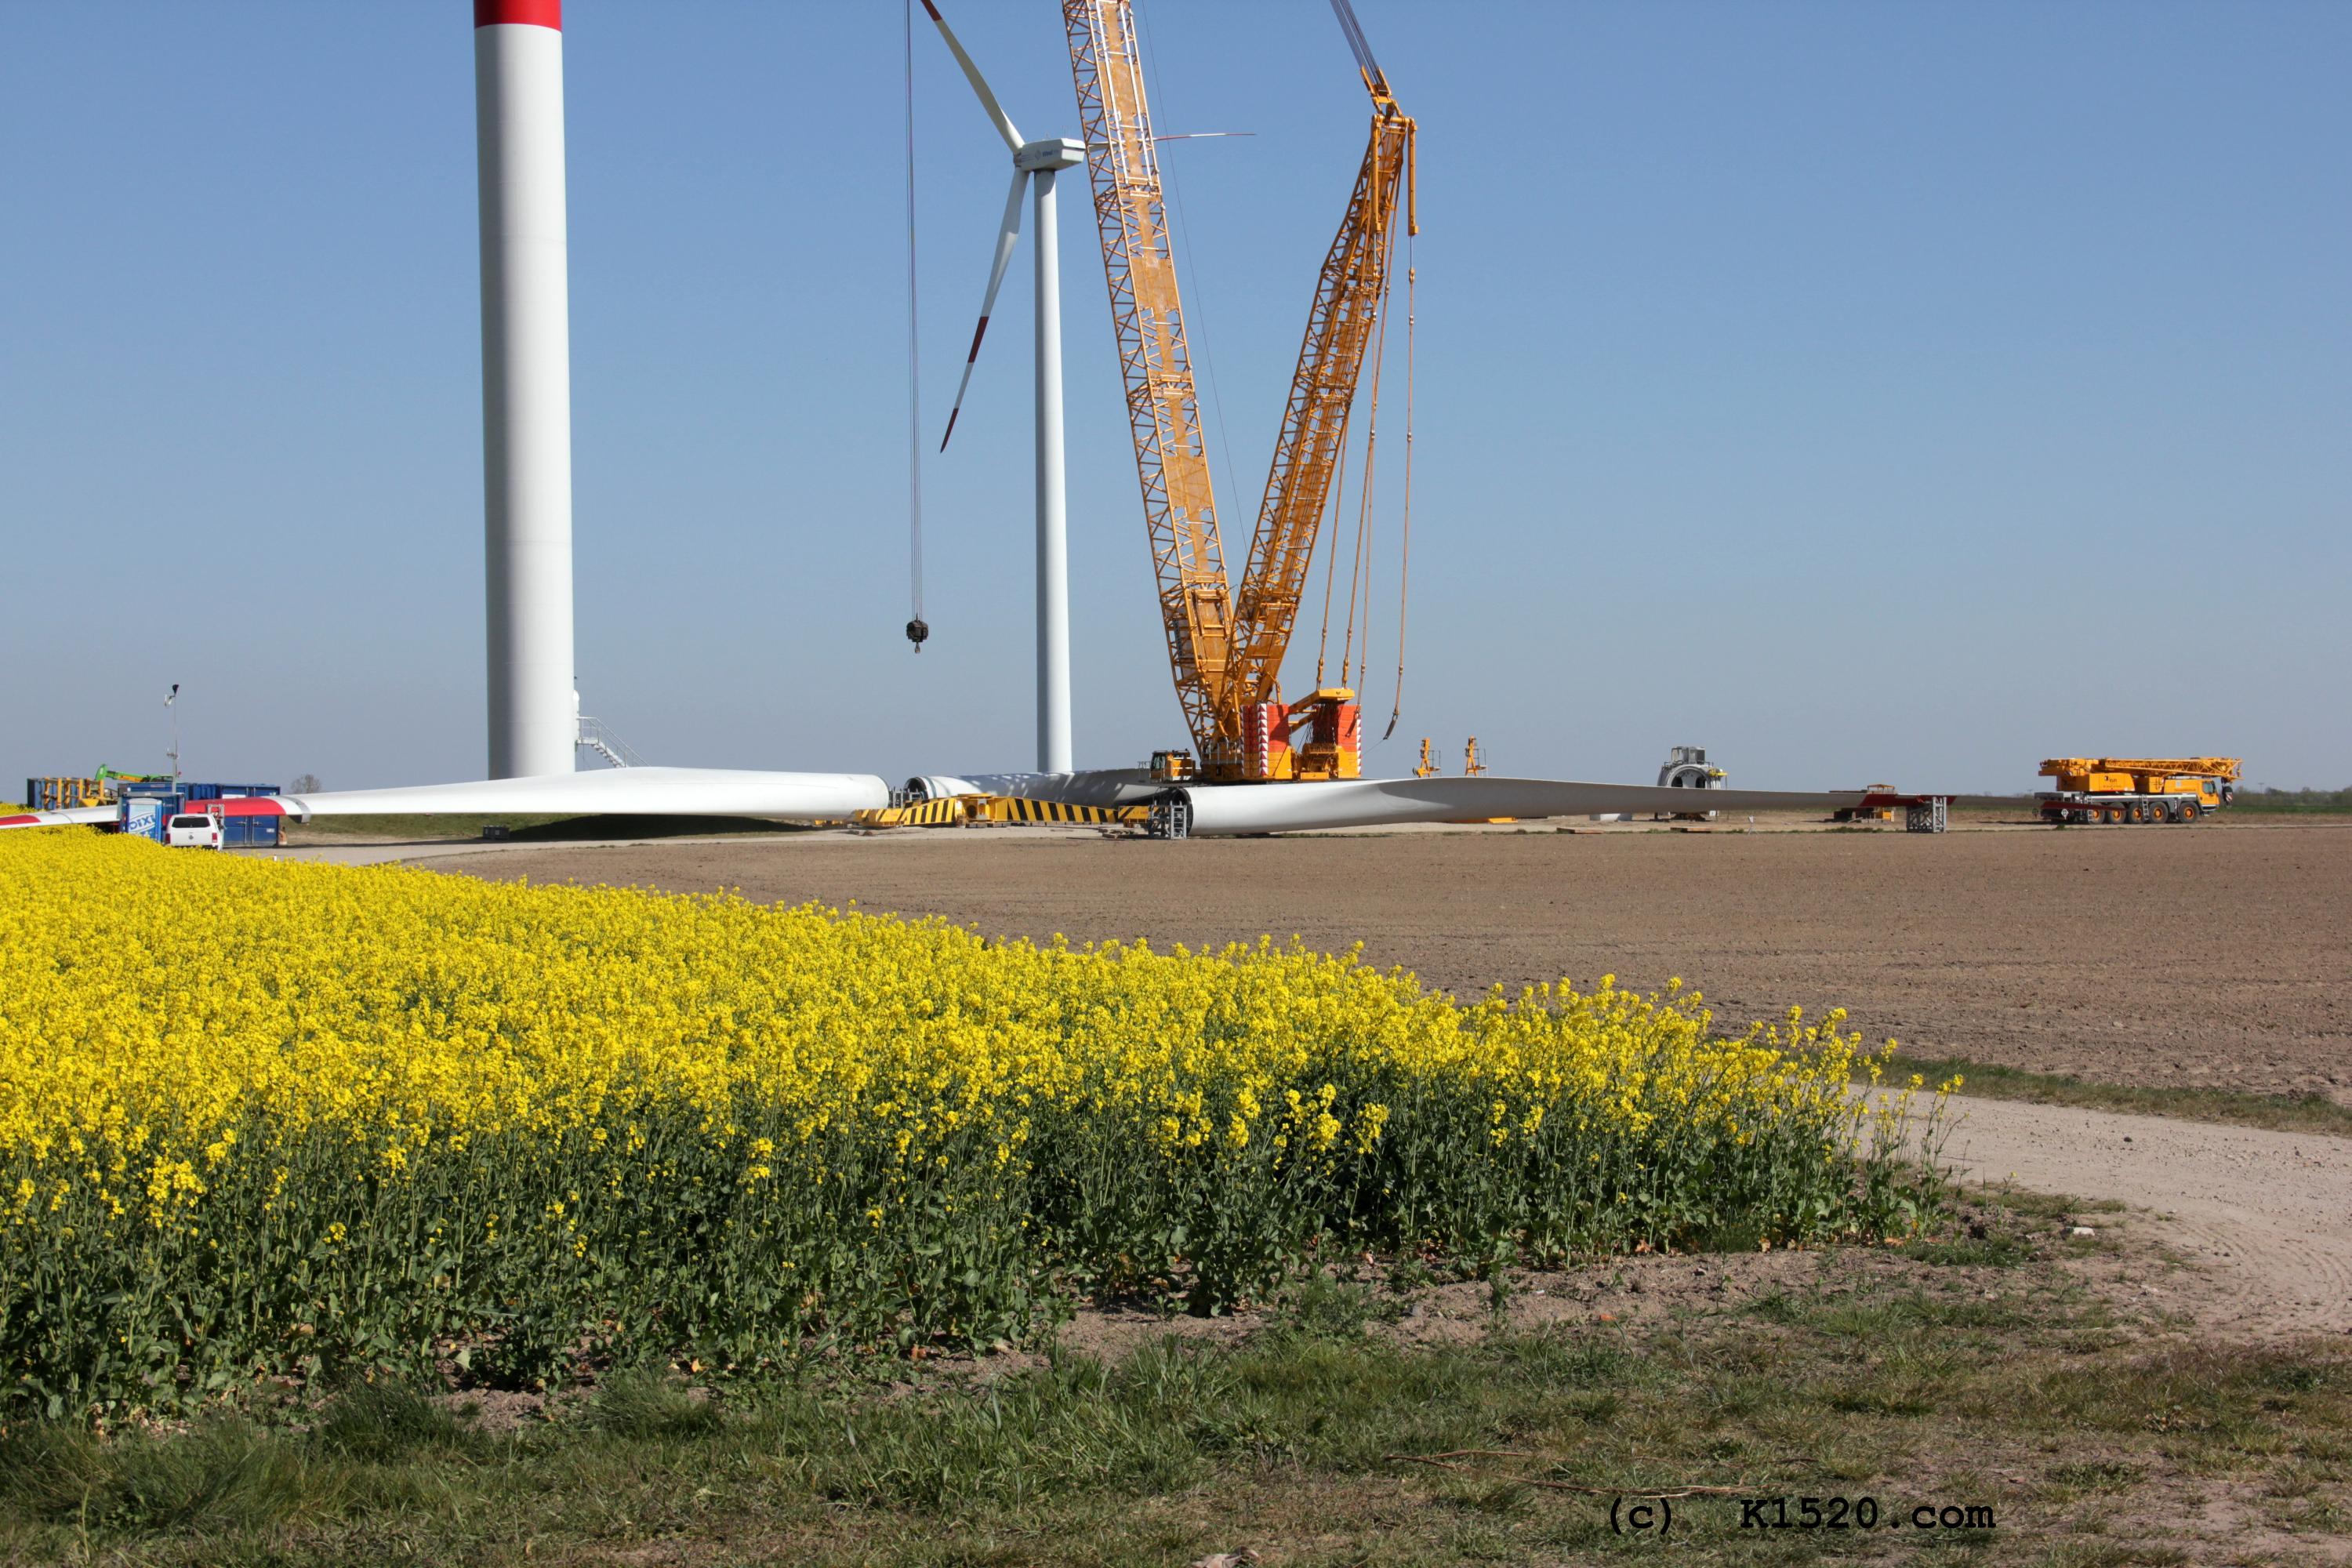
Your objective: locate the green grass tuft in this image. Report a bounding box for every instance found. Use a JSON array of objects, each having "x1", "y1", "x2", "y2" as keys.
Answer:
[
  {"x1": 314, "y1": 1381, "x2": 474, "y2": 1464},
  {"x1": 587, "y1": 1366, "x2": 723, "y2": 1440},
  {"x1": 1888, "y1": 1055, "x2": 2352, "y2": 1137}
]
